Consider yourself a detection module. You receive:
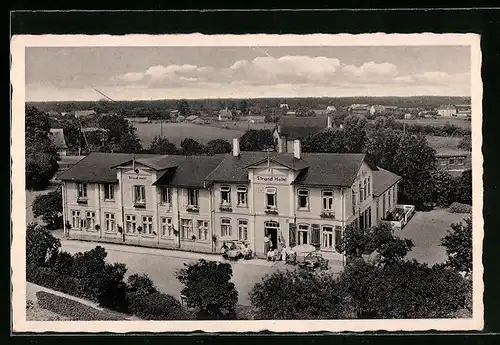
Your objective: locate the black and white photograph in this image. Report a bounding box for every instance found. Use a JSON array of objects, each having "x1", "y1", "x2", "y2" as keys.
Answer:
[{"x1": 11, "y1": 33, "x2": 483, "y2": 332}]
